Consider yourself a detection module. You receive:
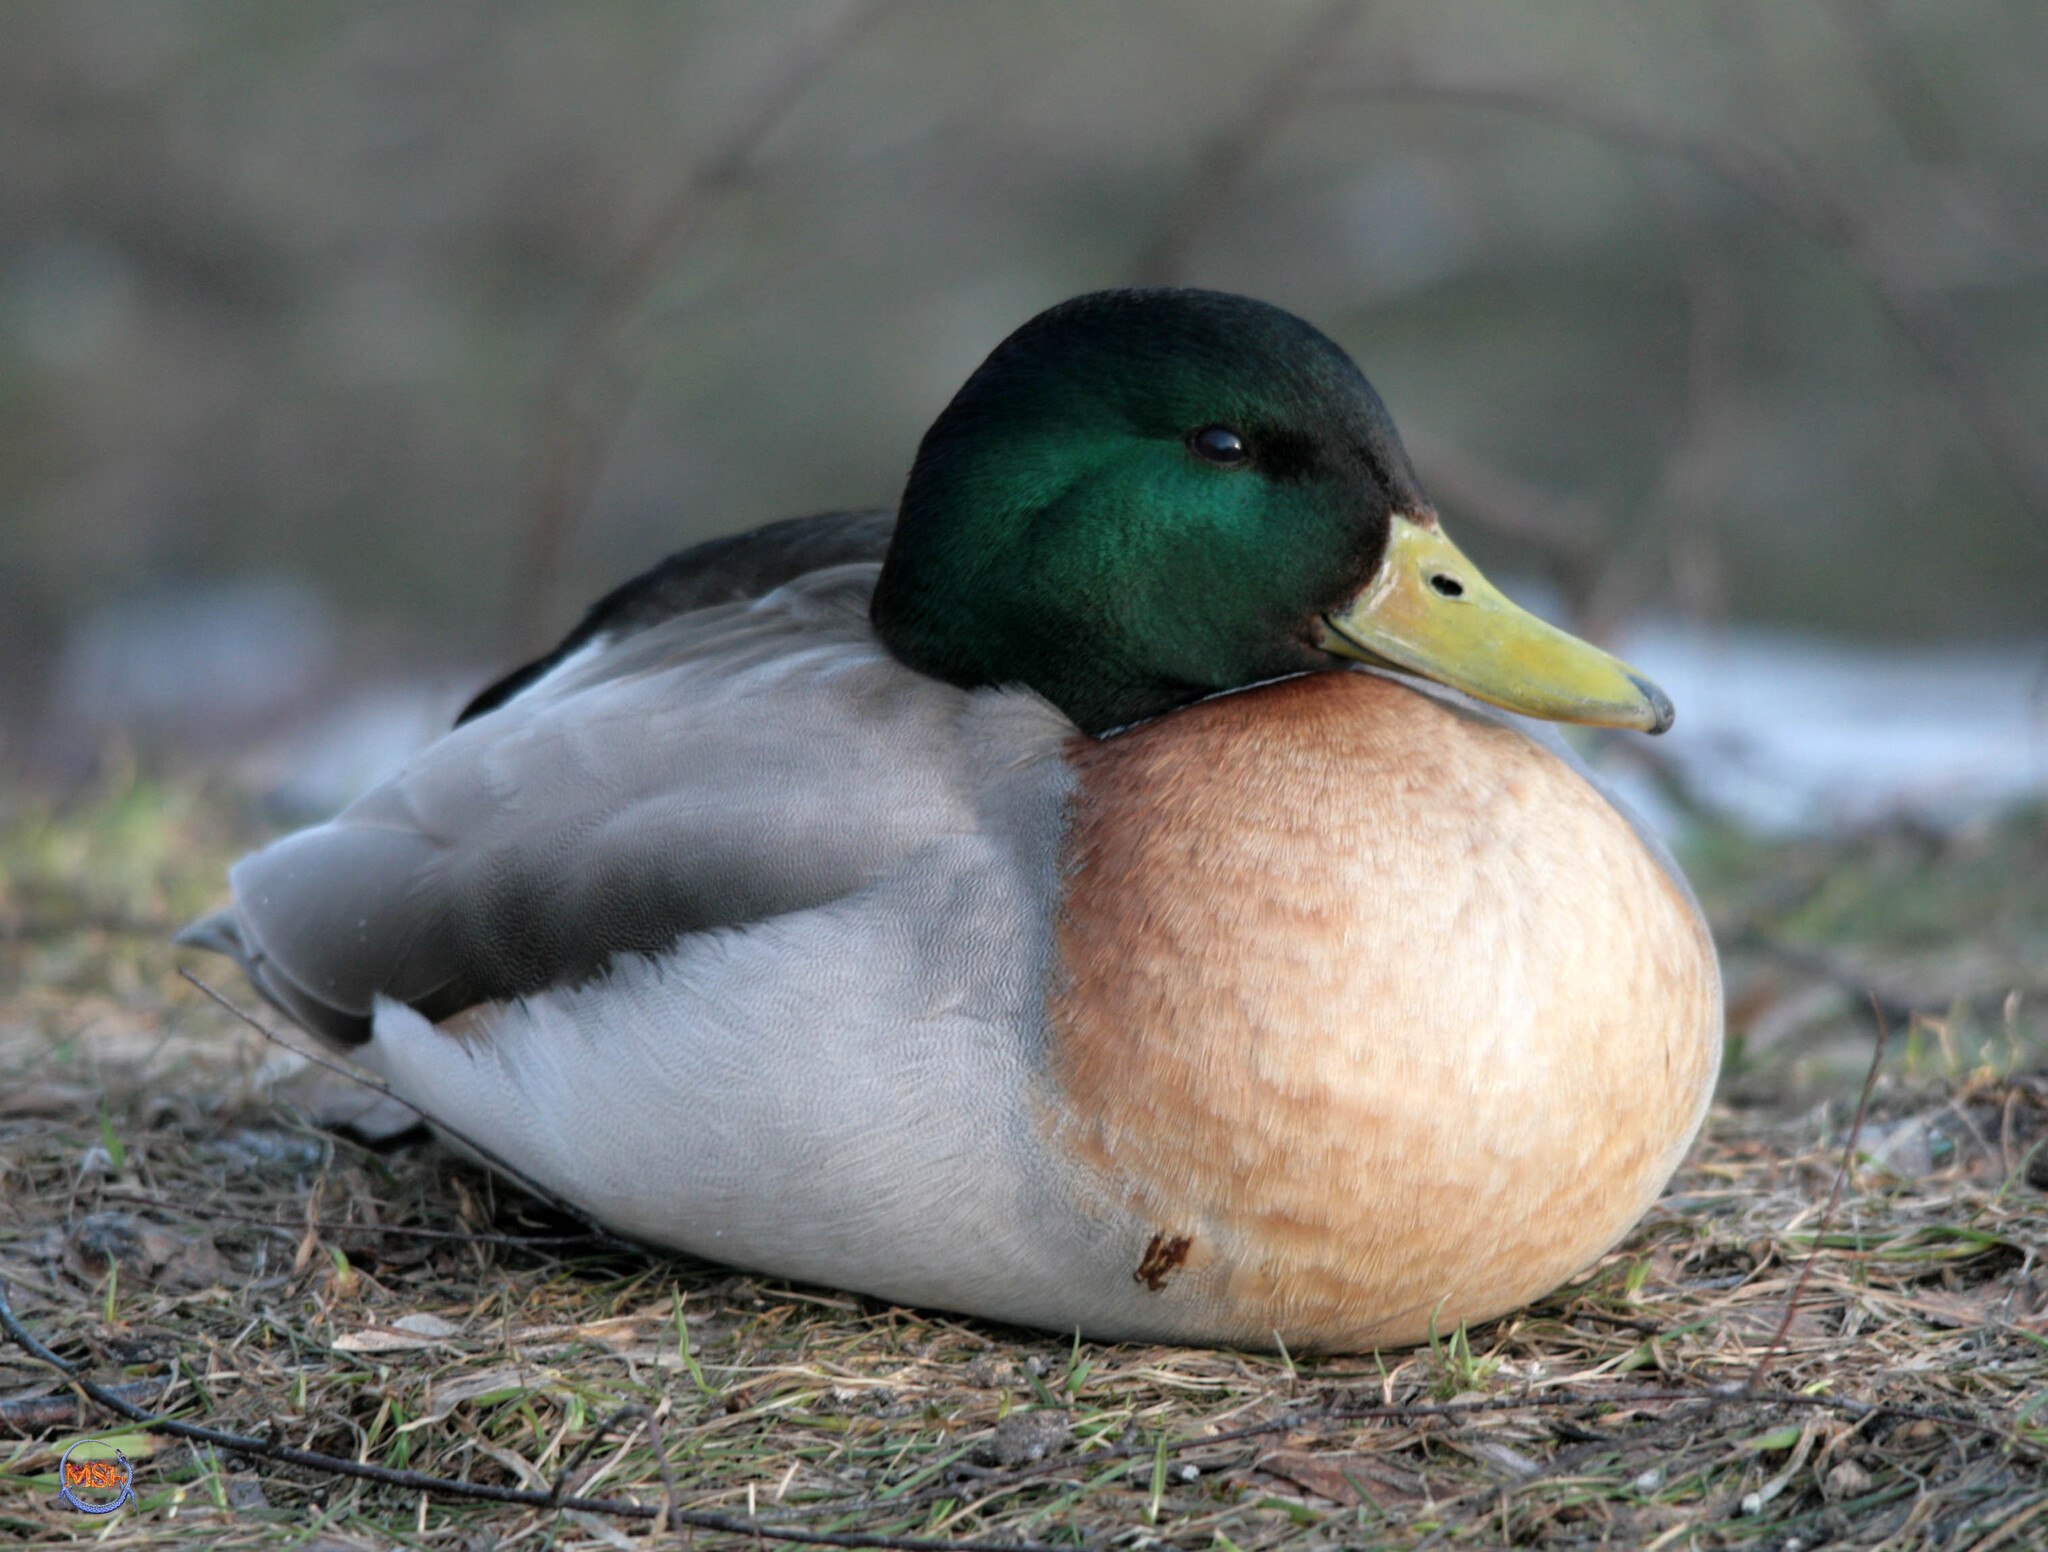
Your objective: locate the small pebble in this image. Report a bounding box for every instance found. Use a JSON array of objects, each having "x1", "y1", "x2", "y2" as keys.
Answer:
[
  {"x1": 987, "y1": 1410, "x2": 1071, "y2": 1468},
  {"x1": 1823, "y1": 1459, "x2": 1873, "y2": 1502},
  {"x1": 1632, "y1": 1468, "x2": 1663, "y2": 1494},
  {"x1": 226, "y1": 1477, "x2": 270, "y2": 1511}
]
